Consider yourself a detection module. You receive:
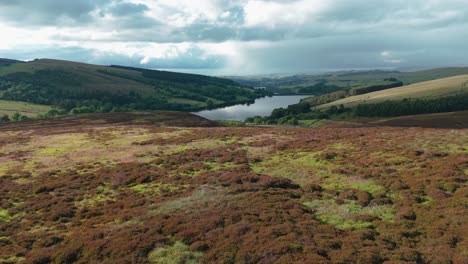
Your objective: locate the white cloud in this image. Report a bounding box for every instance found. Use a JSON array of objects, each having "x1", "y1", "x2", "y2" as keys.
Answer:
[
  {"x1": 1, "y1": 0, "x2": 468, "y2": 74},
  {"x1": 243, "y1": 0, "x2": 328, "y2": 28},
  {"x1": 381, "y1": 51, "x2": 402, "y2": 64}
]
